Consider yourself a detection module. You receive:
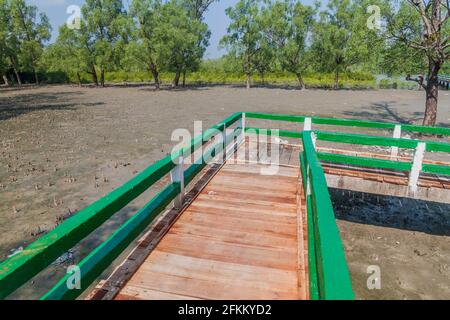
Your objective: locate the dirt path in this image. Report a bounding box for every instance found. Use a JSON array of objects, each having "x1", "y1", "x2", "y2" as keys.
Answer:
[{"x1": 0, "y1": 84, "x2": 449, "y2": 299}]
